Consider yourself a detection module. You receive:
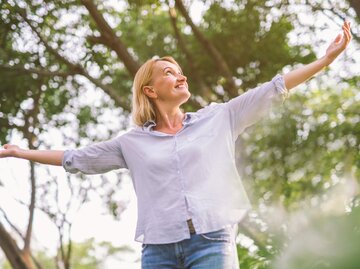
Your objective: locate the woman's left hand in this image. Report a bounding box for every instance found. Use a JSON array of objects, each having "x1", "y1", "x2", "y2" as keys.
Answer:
[{"x1": 324, "y1": 21, "x2": 352, "y2": 65}]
